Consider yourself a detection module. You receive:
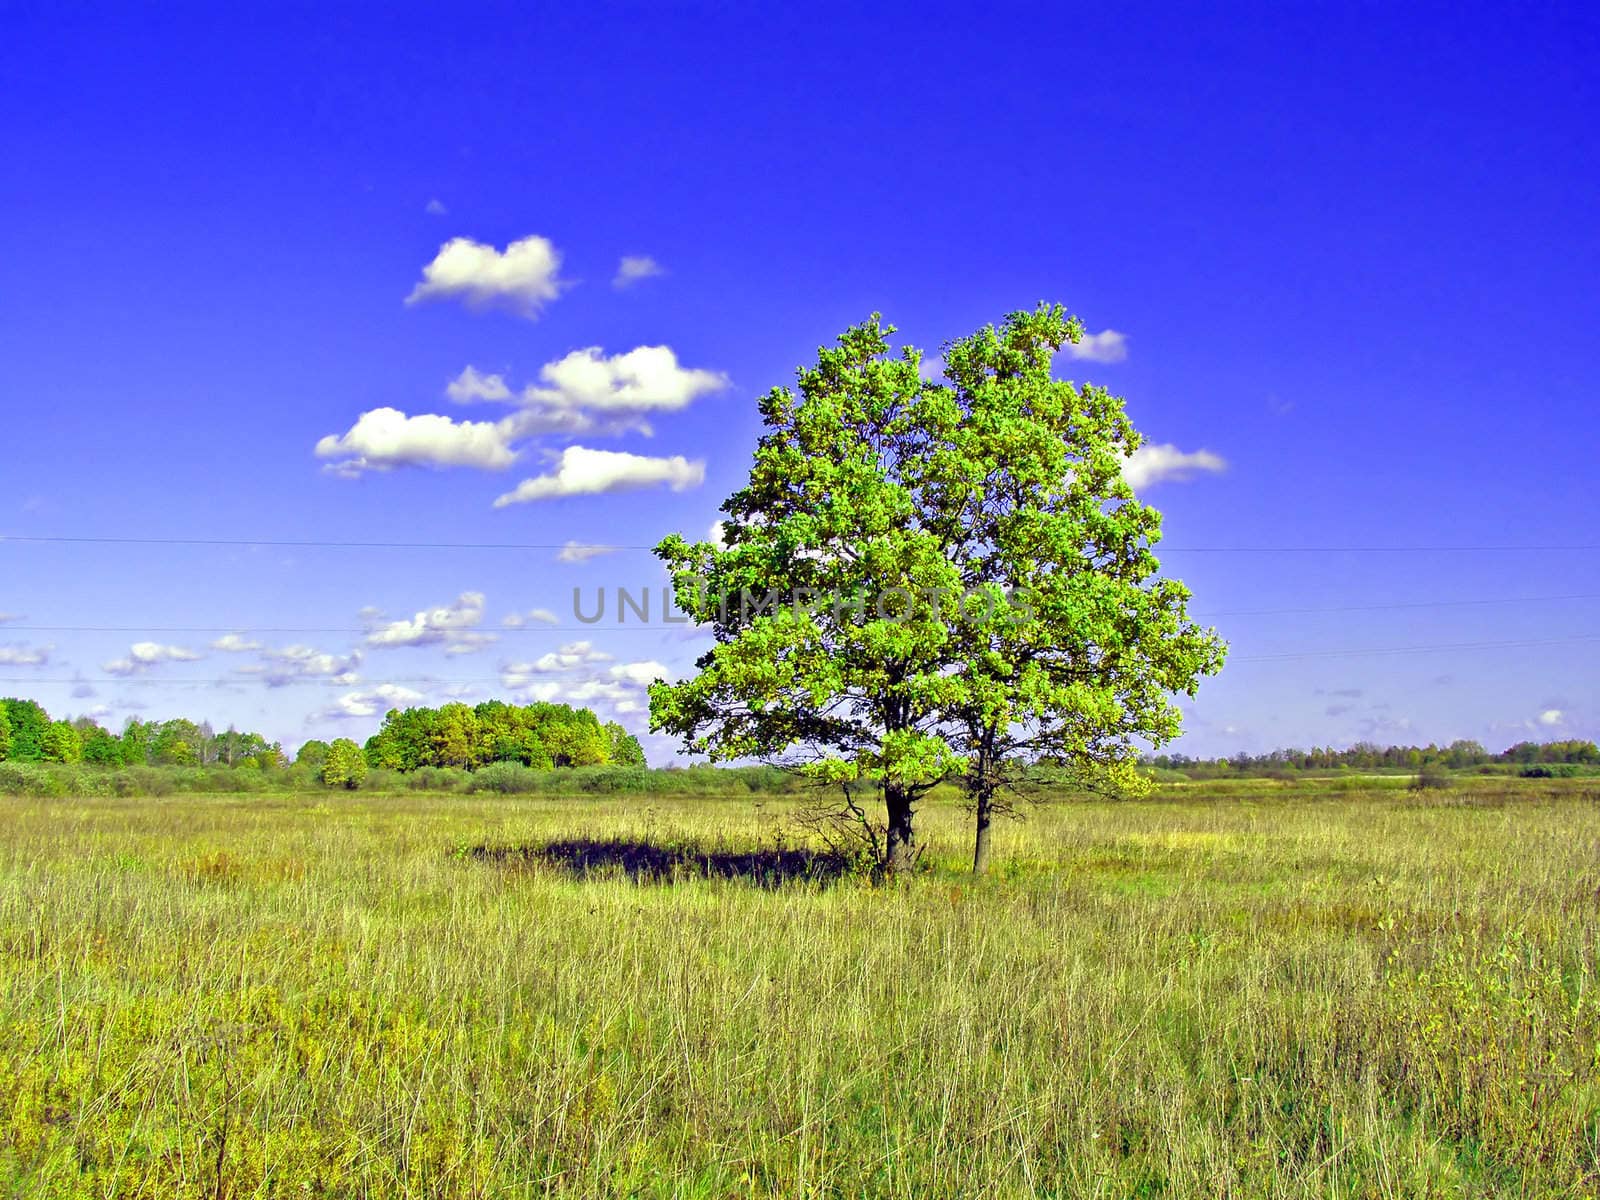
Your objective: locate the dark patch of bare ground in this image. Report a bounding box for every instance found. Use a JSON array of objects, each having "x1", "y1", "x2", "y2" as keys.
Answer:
[{"x1": 465, "y1": 838, "x2": 858, "y2": 888}]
